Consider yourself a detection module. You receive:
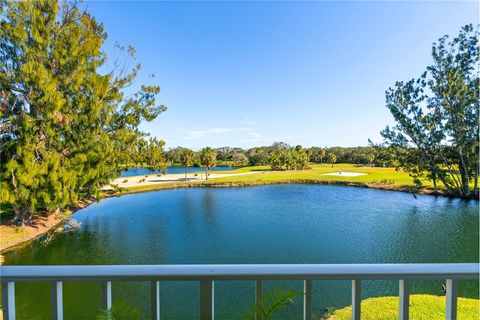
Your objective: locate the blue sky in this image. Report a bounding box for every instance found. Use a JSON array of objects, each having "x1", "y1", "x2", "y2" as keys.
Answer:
[{"x1": 86, "y1": 1, "x2": 478, "y2": 150}]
